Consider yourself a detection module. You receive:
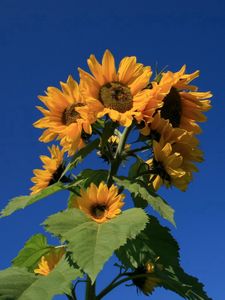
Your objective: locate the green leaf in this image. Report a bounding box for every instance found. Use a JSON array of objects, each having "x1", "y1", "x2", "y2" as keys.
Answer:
[
  {"x1": 44, "y1": 208, "x2": 148, "y2": 282},
  {"x1": 0, "y1": 267, "x2": 36, "y2": 299},
  {"x1": 12, "y1": 234, "x2": 52, "y2": 271},
  {"x1": 116, "y1": 215, "x2": 180, "y2": 269},
  {"x1": 78, "y1": 169, "x2": 108, "y2": 188},
  {"x1": 0, "y1": 182, "x2": 64, "y2": 218},
  {"x1": 0, "y1": 259, "x2": 81, "y2": 300},
  {"x1": 159, "y1": 265, "x2": 212, "y2": 300},
  {"x1": 114, "y1": 176, "x2": 175, "y2": 226},
  {"x1": 116, "y1": 214, "x2": 211, "y2": 299},
  {"x1": 19, "y1": 258, "x2": 81, "y2": 300},
  {"x1": 61, "y1": 138, "x2": 100, "y2": 176}
]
